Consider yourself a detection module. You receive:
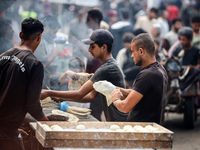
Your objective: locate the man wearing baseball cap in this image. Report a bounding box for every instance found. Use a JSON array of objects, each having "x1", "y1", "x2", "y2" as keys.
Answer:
[{"x1": 41, "y1": 29, "x2": 128, "y2": 121}]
